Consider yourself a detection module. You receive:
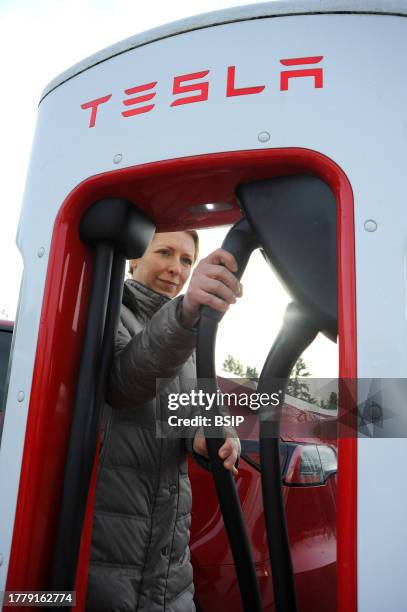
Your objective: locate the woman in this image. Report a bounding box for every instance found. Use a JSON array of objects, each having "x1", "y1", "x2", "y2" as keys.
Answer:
[{"x1": 87, "y1": 230, "x2": 242, "y2": 611}]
